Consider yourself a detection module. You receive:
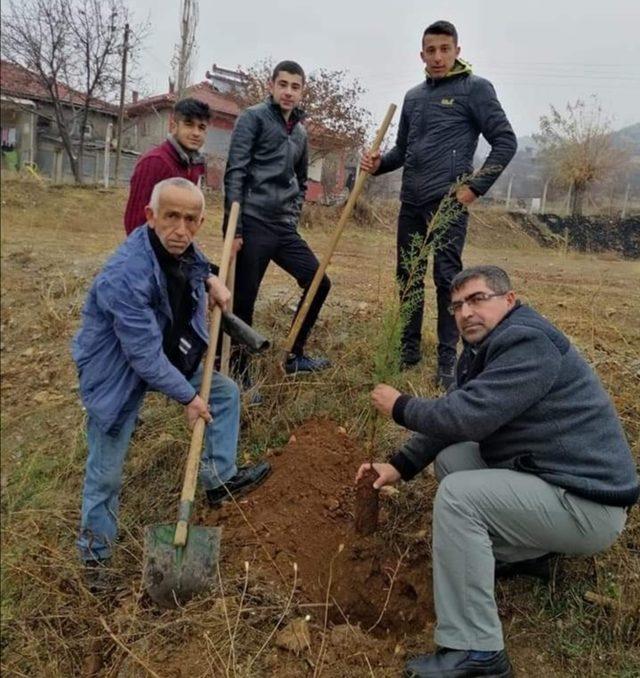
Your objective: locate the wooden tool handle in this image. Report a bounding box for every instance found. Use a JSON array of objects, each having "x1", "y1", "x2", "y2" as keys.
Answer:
[
  {"x1": 174, "y1": 202, "x2": 240, "y2": 547},
  {"x1": 220, "y1": 257, "x2": 236, "y2": 376},
  {"x1": 280, "y1": 104, "x2": 397, "y2": 360}
]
